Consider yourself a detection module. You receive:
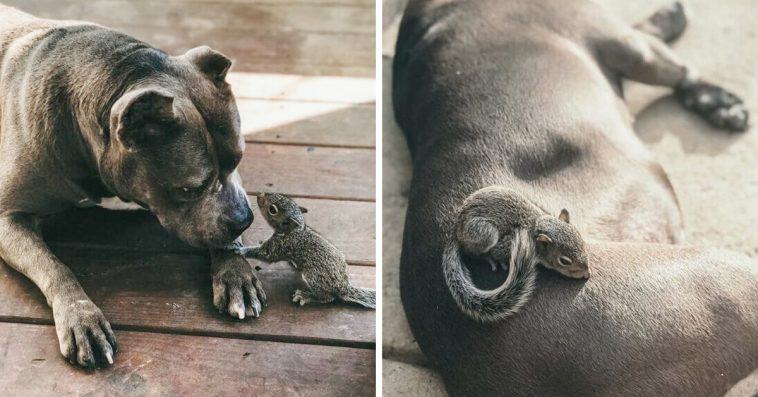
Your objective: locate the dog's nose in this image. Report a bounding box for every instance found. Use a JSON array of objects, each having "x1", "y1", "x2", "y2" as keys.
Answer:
[{"x1": 225, "y1": 206, "x2": 254, "y2": 237}]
